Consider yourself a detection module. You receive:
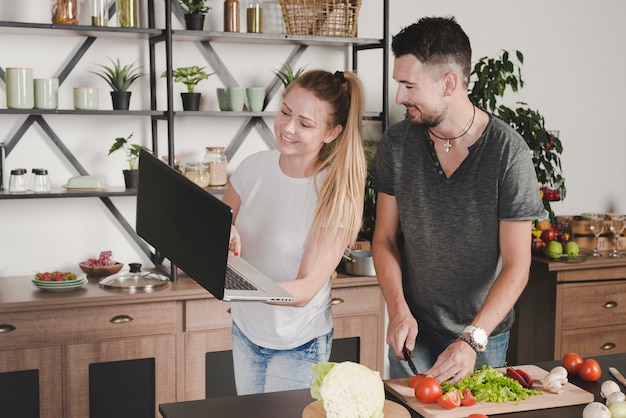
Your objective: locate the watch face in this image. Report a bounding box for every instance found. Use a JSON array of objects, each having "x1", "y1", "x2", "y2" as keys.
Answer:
[{"x1": 471, "y1": 328, "x2": 488, "y2": 346}]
